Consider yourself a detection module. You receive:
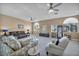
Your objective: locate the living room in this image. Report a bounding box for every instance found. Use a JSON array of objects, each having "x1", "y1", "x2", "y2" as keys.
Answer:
[{"x1": 0, "y1": 3, "x2": 79, "y2": 56}]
